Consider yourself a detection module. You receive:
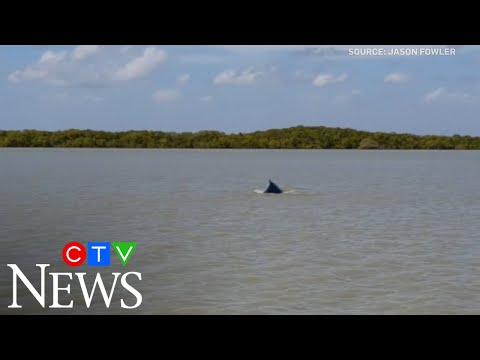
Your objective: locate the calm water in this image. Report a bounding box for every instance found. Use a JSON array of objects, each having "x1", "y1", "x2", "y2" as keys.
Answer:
[{"x1": 0, "y1": 148, "x2": 479, "y2": 314}]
